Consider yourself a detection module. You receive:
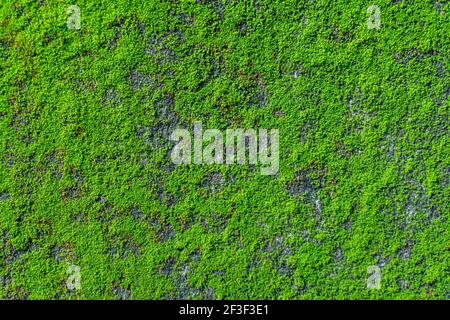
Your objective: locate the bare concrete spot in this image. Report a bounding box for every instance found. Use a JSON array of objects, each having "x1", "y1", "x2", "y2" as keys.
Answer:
[
  {"x1": 0, "y1": 41, "x2": 10, "y2": 61},
  {"x1": 330, "y1": 26, "x2": 353, "y2": 43},
  {"x1": 62, "y1": 187, "x2": 80, "y2": 200},
  {"x1": 394, "y1": 49, "x2": 438, "y2": 65},
  {"x1": 381, "y1": 167, "x2": 443, "y2": 233},
  {"x1": 434, "y1": 1, "x2": 446, "y2": 14},
  {"x1": 51, "y1": 243, "x2": 76, "y2": 263},
  {"x1": 152, "y1": 93, "x2": 179, "y2": 148},
  {"x1": 424, "y1": 109, "x2": 448, "y2": 139},
  {"x1": 137, "y1": 94, "x2": 179, "y2": 153},
  {"x1": 278, "y1": 264, "x2": 294, "y2": 277},
  {"x1": 109, "y1": 236, "x2": 141, "y2": 259},
  {"x1": 97, "y1": 204, "x2": 115, "y2": 224},
  {"x1": 274, "y1": 110, "x2": 285, "y2": 118},
  {"x1": 201, "y1": 172, "x2": 225, "y2": 194},
  {"x1": 259, "y1": 235, "x2": 296, "y2": 277},
  {"x1": 94, "y1": 155, "x2": 107, "y2": 165},
  {"x1": 347, "y1": 86, "x2": 373, "y2": 135},
  {"x1": 201, "y1": 213, "x2": 229, "y2": 233},
  {"x1": 246, "y1": 253, "x2": 261, "y2": 274},
  {"x1": 74, "y1": 212, "x2": 88, "y2": 223},
  {"x1": 375, "y1": 254, "x2": 390, "y2": 269},
  {"x1": 108, "y1": 14, "x2": 146, "y2": 46},
  {"x1": 244, "y1": 75, "x2": 270, "y2": 109},
  {"x1": 77, "y1": 78, "x2": 98, "y2": 94},
  {"x1": 0, "y1": 273, "x2": 12, "y2": 292},
  {"x1": 299, "y1": 118, "x2": 316, "y2": 144},
  {"x1": 286, "y1": 171, "x2": 315, "y2": 198},
  {"x1": 403, "y1": 176, "x2": 441, "y2": 224},
  {"x1": 150, "y1": 217, "x2": 176, "y2": 242},
  {"x1": 158, "y1": 160, "x2": 177, "y2": 177},
  {"x1": 334, "y1": 248, "x2": 344, "y2": 261},
  {"x1": 441, "y1": 166, "x2": 449, "y2": 189},
  {"x1": 149, "y1": 175, "x2": 177, "y2": 206},
  {"x1": 128, "y1": 69, "x2": 153, "y2": 91},
  {"x1": 399, "y1": 241, "x2": 414, "y2": 260},
  {"x1": 1, "y1": 231, "x2": 40, "y2": 298},
  {"x1": 433, "y1": 59, "x2": 447, "y2": 81},
  {"x1": 138, "y1": 153, "x2": 150, "y2": 169},
  {"x1": 11, "y1": 113, "x2": 35, "y2": 145},
  {"x1": 176, "y1": 12, "x2": 194, "y2": 27},
  {"x1": 11, "y1": 114, "x2": 28, "y2": 131},
  {"x1": 213, "y1": 270, "x2": 225, "y2": 277},
  {"x1": 98, "y1": 196, "x2": 107, "y2": 204},
  {"x1": 280, "y1": 60, "x2": 305, "y2": 79},
  {"x1": 293, "y1": 282, "x2": 310, "y2": 296},
  {"x1": 109, "y1": 28, "x2": 123, "y2": 50},
  {"x1": 2, "y1": 232, "x2": 25, "y2": 265},
  {"x1": 419, "y1": 283, "x2": 436, "y2": 296},
  {"x1": 131, "y1": 208, "x2": 145, "y2": 220},
  {"x1": 301, "y1": 229, "x2": 323, "y2": 246},
  {"x1": 287, "y1": 168, "x2": 329, "y2": 230},
  {"x1": 174, "y1": 263, "x2": 208, "y2": 298},
  {"x1": 210, "y1": 57, "x2": 225, "y2": 79},
  {"x1": 5, "y1": 153, "x2": 14, "y2": 167},
  {"x1": 399, "y1": 279, "x2": 408, "y2": 291},
  {"x1": 103, "y1": 88, "x2": 121, "y2": 107},
  {"x1": 380, "y1": 133, "x2": 399, "y2": 161},
  {"x1": 60, "y1": 174, "x2": 83, "y2": 200},
  {"x1": 107, "y1": 17, "x2": 126, "y2": 49},
  {"x1": 0, "y1": 193, "x2": 10, "y2": 201},
  {"x1": 6, "y1": 286, "x2": 29, "y2": 300},
  {"x1": 161, "y1": 250, "x2": 209, "y2": 299},
  {"x1": 112, "y1": 283, "x2": 132, "y2": 300},
  {"x1": 134, "y1": 18, "x2": 146, "y2": 37},
  {"x1": 46, "y1": 154, "x2": 64, "y2": 180},
  {"x1": 145, "y1": 30, "x2": 184, "y2": 66},
  {"x1": 204, "y1": 287, "x2": 215, "y2": 299},
  {"x1": 253, "y1": 0, "x2": 262, "y2": 13},
  {"x1": 197, "y1": 0, "x2": 226, "y2": 21},
  {"x1": 2, "y1": 145, "x2": 15, "y2": 168},
  {"x1": 237, "y1": 21, "x2": 249, "y2": 36},
  {"x1": 161, "y1": 258, "x2": 176, "y2": 276},
  {"x1": 173, "y1": 265, "x2": 200, "y2": 299},
  {"x1": 344, "y1": 219, "x2": 353, "y2": 230}
]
